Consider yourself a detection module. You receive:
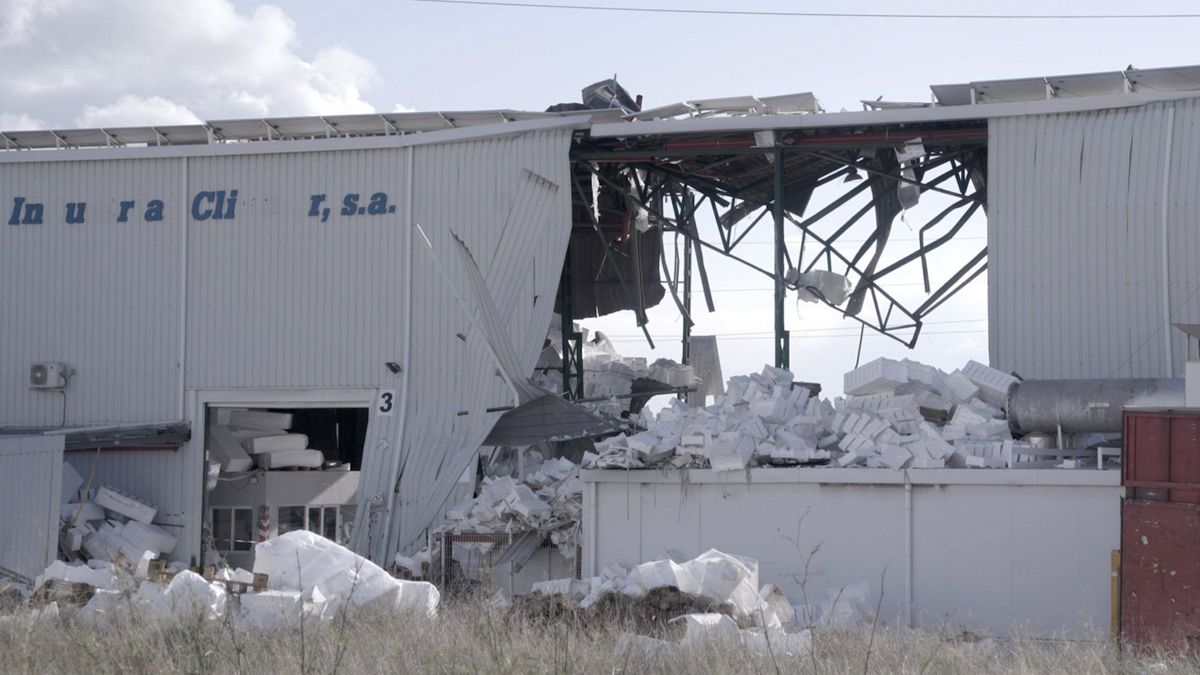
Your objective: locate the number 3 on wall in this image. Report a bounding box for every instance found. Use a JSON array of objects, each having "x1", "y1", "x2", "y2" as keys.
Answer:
[{"x1": 376, "y1": 389, "x2": 397, "y2": 416}]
